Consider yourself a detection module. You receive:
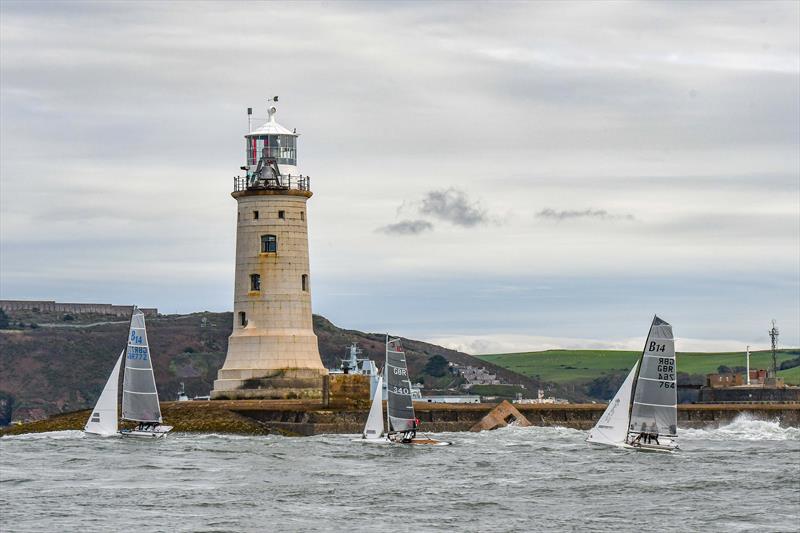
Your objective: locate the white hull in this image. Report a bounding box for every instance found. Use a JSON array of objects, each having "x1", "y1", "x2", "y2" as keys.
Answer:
[
  {"x1": 83, "y1": 431, "x2": 120, "y2": 438},
  {"x1": 119, "y1": 425, "x2": 173, "y2": 439},
  {"x1": 351, "y1": 437, "x2": 392, "y2": 445},
  {"x1": 352, "y1": 436, "x2": 453, "y2": 446},
  {"x1": 588, "y1": 439, "x2": 678, "y2": 453}
]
